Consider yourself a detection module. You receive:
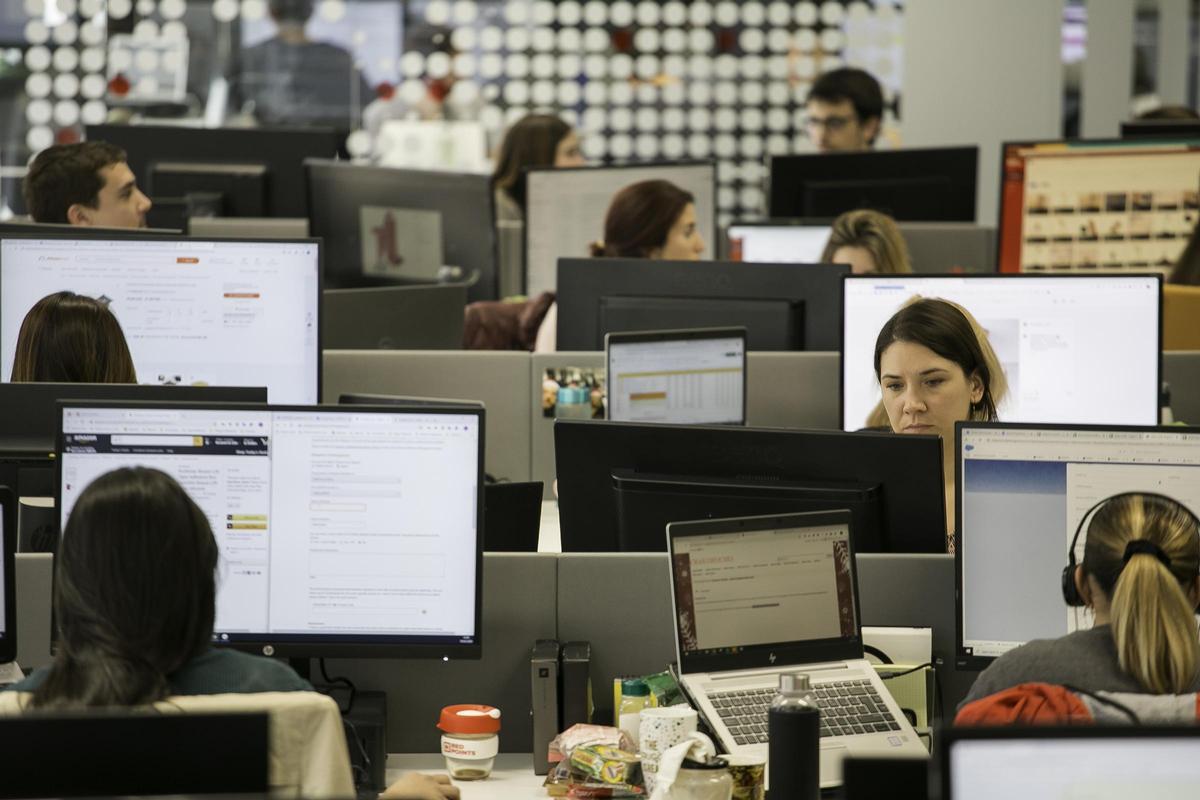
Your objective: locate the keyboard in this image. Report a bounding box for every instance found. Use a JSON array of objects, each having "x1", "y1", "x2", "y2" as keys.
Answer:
[{"x1": 709, "y1": 679, "x2": 902, "y2": 745}]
